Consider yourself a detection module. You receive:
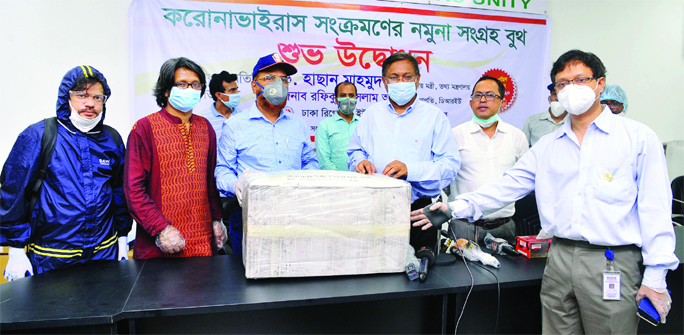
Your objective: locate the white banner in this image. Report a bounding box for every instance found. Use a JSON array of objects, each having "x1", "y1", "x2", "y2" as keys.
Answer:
[
  {"x1": 381, "y1": 0, "x2": 548, "y2": 15},
  {"x1": 129, "y1": 0, "x2": 550, "y2": 143}
]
